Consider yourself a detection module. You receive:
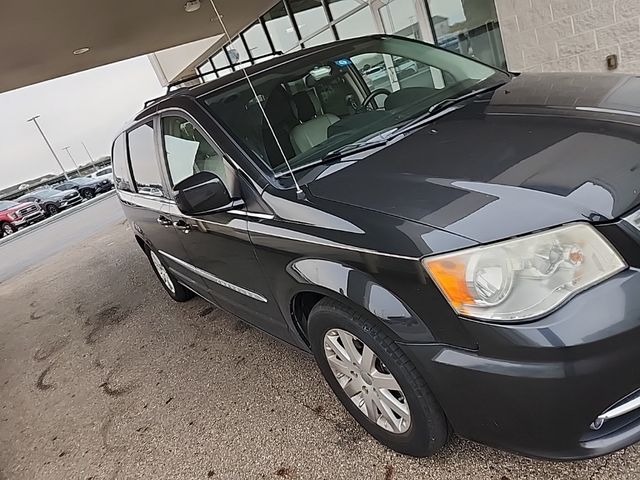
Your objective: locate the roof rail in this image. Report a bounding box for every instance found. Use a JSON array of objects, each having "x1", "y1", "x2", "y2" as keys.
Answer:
[
  {"x1": 143, "y1": 87, "x2": 191, "y2": 108},
  {"x1": 166, "y1": 51, "x2": 283, "y2": 92}
]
